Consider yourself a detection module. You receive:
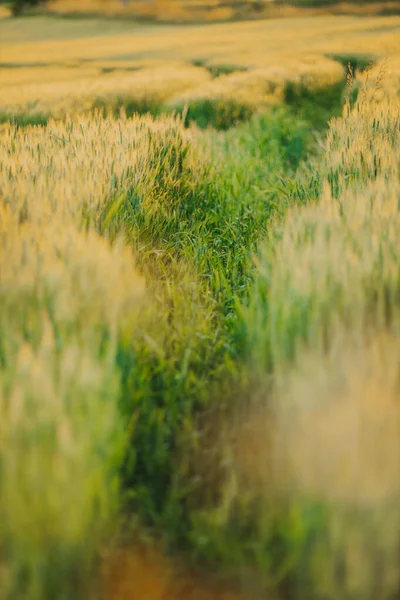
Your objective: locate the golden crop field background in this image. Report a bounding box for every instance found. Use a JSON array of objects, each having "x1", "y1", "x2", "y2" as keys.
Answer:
[
  {"x1": 1, "y1": 14, "x2": 400, "y2": 121},
  {"x1": 0, "y1": 7, "x2": 400, "y2": 600}
]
